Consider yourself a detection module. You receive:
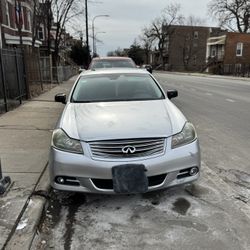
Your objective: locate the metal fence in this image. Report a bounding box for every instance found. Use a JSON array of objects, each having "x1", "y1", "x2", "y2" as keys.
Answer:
[
  {"x1": 223, "y1": 64, "x2": 250, "y2": 77},
  {"x1": 0, "y1": 48, "x2": 77, "y2": 114},
  {"x1": 0, "y1": 49, "x2": 27, "y2": 113}
]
